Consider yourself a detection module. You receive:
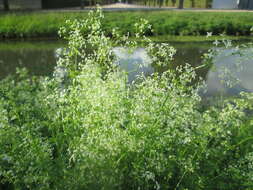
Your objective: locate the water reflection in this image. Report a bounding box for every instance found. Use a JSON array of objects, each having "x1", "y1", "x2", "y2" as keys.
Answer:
[
  {"x1": 206, "y1": 47, "x2": 253, "y2": 96},
  {"x1": 0, "y1": 40, "x2": 252, "y2": 96},
  {"x1": 113, "y1": 47, "x2": 153, "y2": 82},
  {"x1": 0, "y1": 41, "x2": 62, "y2": 77}
]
